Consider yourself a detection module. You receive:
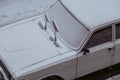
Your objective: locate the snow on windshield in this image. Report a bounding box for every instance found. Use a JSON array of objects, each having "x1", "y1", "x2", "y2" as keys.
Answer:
[
  {"x1": 47, "y1": 1, "x2": 89, "y2": 50},
  {"x1": 0, "y1": 0, "x2": 57, "y2": 27}
]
